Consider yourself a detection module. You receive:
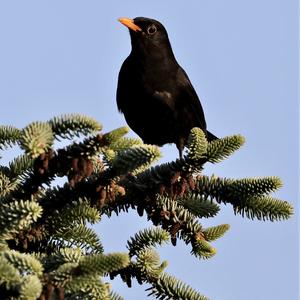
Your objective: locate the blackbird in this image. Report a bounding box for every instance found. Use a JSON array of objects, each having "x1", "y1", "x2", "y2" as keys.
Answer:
[{"x1": 117, "y1": 17, "x2": 217, "y2": 158}]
